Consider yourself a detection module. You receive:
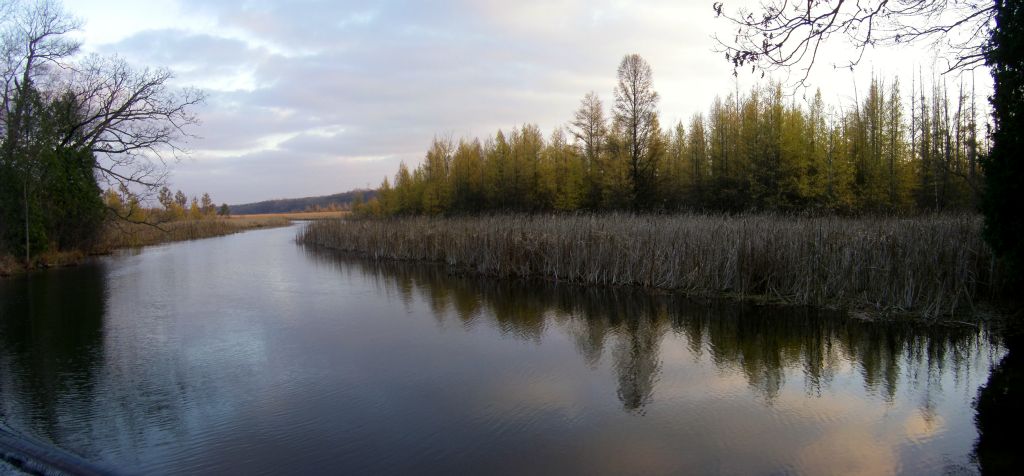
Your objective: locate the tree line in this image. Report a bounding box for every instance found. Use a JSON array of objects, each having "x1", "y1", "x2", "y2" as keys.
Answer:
[
  {"x1": 0, "y1": 0, "x2": 201, "y2": 262},
  {"x1": 102, "y1": 186, "x2": 230, "y2": 224},
  {"x1": 230, "y1": 189, "x2": 376, "y2": 215},
  {"x1": 357, "y1": 54, "x2": 986, "y2": 216}
]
